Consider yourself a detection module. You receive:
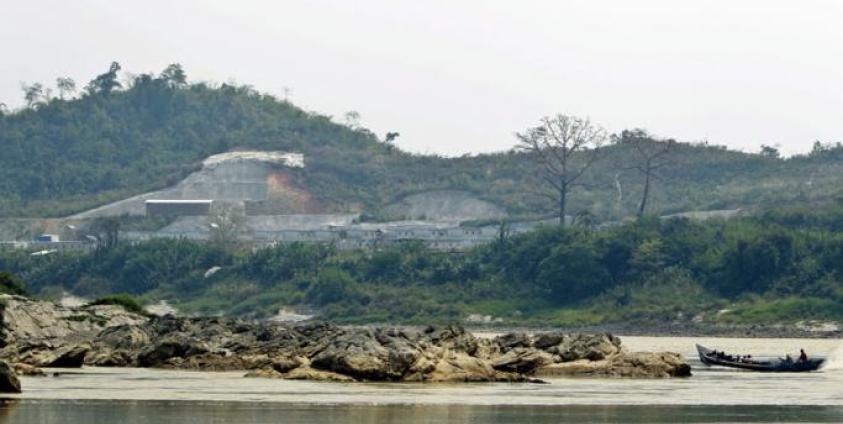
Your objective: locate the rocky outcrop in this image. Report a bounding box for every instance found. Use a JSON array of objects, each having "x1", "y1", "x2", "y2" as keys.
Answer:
[
  {"x1": 0, "y1": 295, "x2": 147, "y2": 347},
  {"x1": 84, "y1": 318, "x2": 690, "y2": 381},
  {"x1": 0, "y1": 298, "x2": 690, "y2": 381},
  {"x1": 0, "y1": 295, "x2": 147, "y2": 367},
  {"x1": 0, "y1": 361, "x2": 21, "y2": 393}
]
